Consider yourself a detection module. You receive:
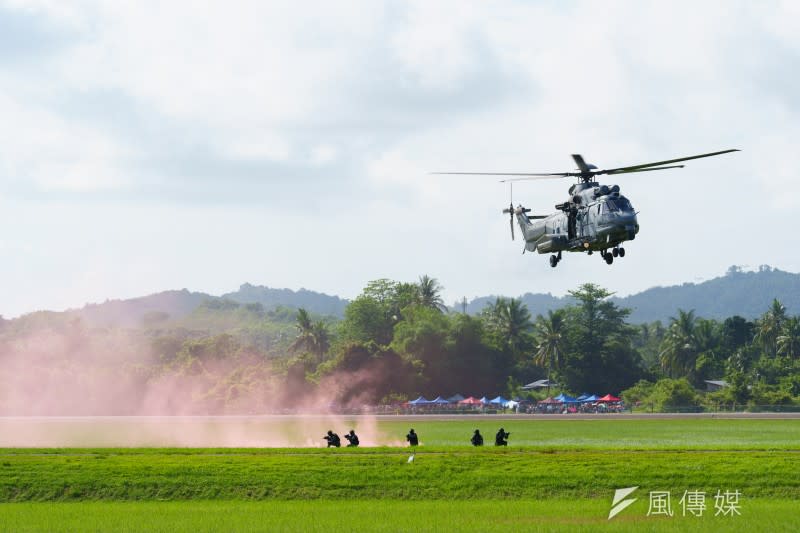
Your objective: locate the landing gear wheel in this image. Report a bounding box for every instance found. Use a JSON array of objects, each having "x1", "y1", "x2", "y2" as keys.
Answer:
[
  {"x1": 612, "y1": 248, "x2": 619, "y2": 257},
  {"x1": 605, "y1": 253, "x2": 614, "y2": 265},
  {"x1": 619, "y1": 247, "x2": 625, "y2": 257},
  {"x1": 550, "y1": 255, "x2": 558, "y2": 268}
]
